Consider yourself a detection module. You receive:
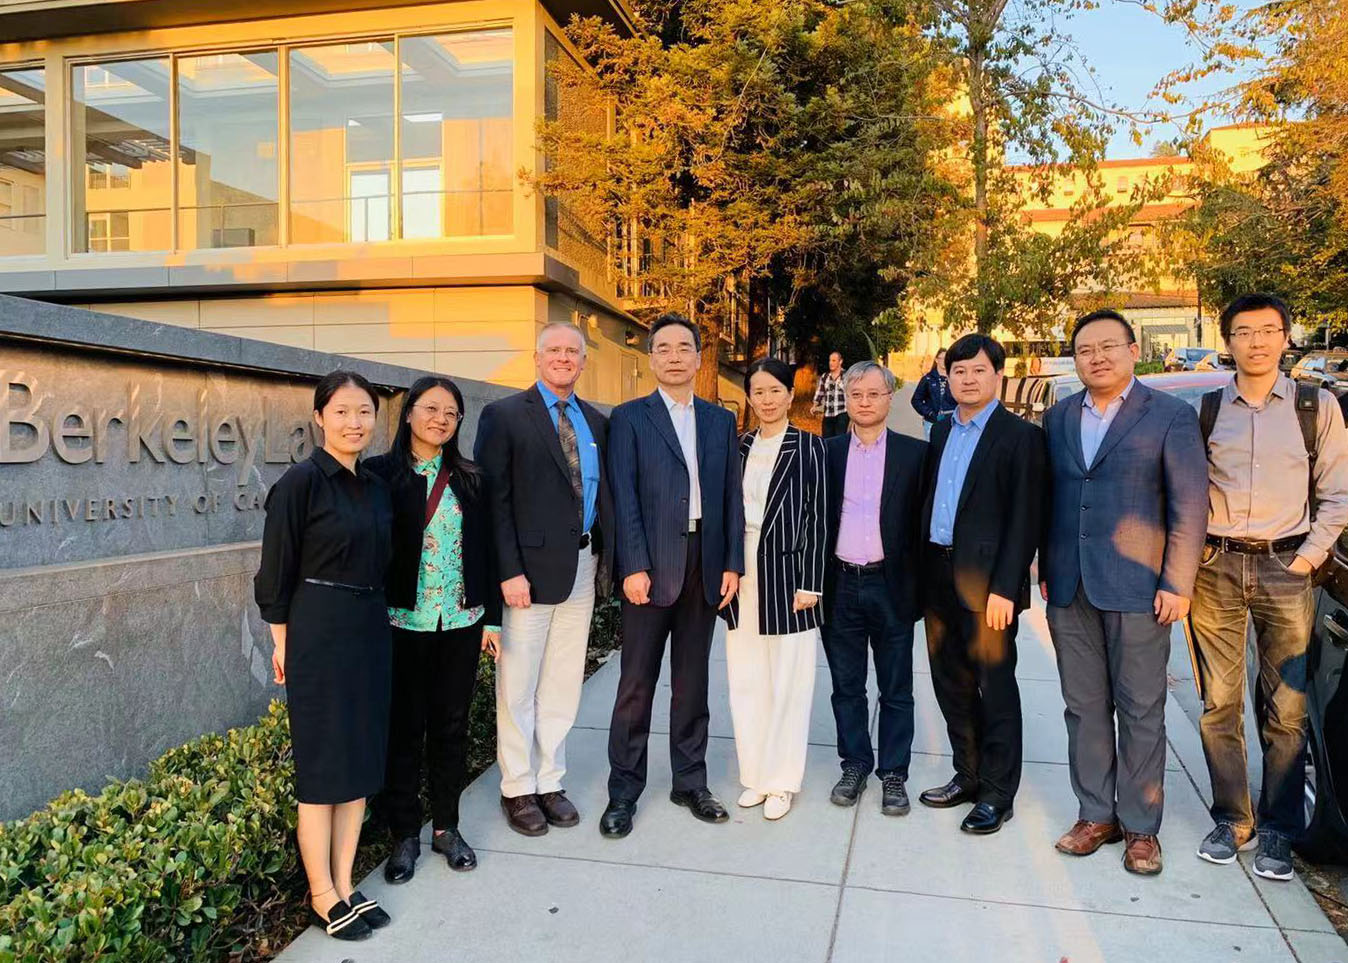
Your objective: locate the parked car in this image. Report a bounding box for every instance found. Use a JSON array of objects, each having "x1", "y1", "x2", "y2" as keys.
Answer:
[
  {"x1": 1000, "y1": 373, "x2": 1082, "y2": 423},
  {"x1": 1280, "y1": 347, "x2": 1307, "y2": 373},
  {"x1": 1291, "y1": 351, "x2": 1348, "y2": 394},
  {"x1": 1138, "y1": 368, "x2": 1348, "y2": 862},
  {"x1": 1164, "y1": 346, "x2": 1220, "y2": 372}
]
